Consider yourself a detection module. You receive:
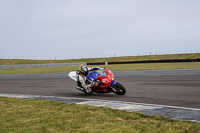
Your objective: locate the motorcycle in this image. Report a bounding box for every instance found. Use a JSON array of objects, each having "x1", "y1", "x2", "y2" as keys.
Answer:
[{"x1": 68, "y1": 67, "x2": 126, "y2": 95}]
